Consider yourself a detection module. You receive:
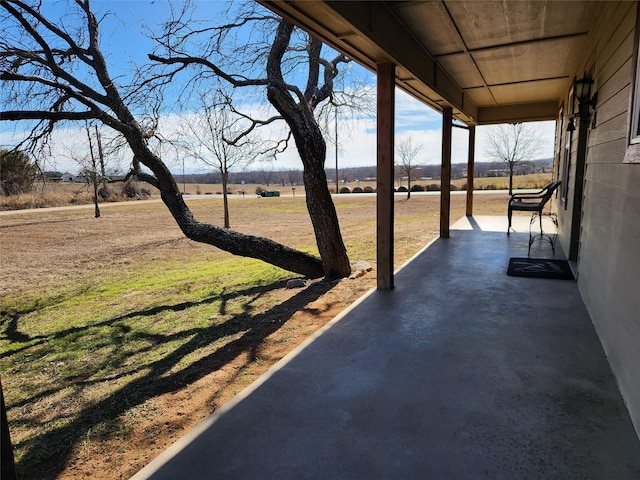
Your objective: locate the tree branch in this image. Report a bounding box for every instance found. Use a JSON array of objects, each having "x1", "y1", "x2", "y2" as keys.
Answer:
[
  {"x1": 304, "y1": 37, "x2": 321, "y2": 102},
  {"x1": 6, "y1": 0, "x2": 91, "y2": 62},
  {"x1": 148, "y1": 53, "x2": 268, "y2": 88},
  {"x1": 2, "y1": 1, "x2": 113, "y2": 109},
  {"x1": 127, "y1": 159, "x2": 160, "y2": 189},
  {"x1": 223, "y1": 101, "x2": 284, "y2": 146},
  {"x1": 0, "y1": 110, "x2": 96, "y2": 121}
]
